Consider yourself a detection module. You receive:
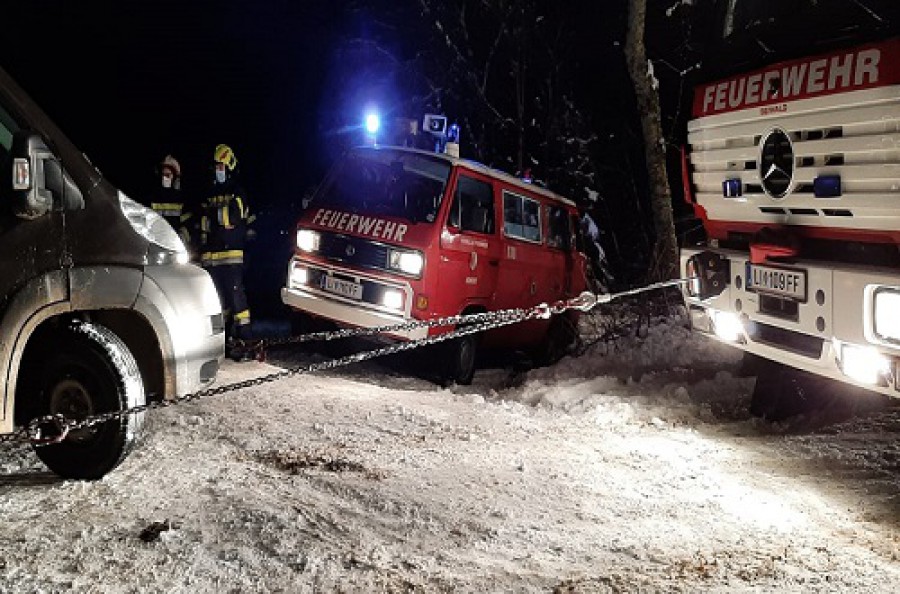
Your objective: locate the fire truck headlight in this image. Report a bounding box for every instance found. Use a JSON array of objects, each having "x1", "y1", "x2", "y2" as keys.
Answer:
[
  {"x1": 711, "y1": 310, "x2": 744, "y2": 343},
  {"x1": 874, "y1": 289, "x2": 900, "y2": 342},
  {"x1": 381, "y1": 289, "x2": 403, "y2": 310},
  {"x1": 840, "y1": 344, "x2": 890, "y2": 386},
  {"x1": 388, "y1": 249, "x2": 424, "y2": 277},
  {"x1": 297, "y1": 229, "x2": 320, "y2": 253}
]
